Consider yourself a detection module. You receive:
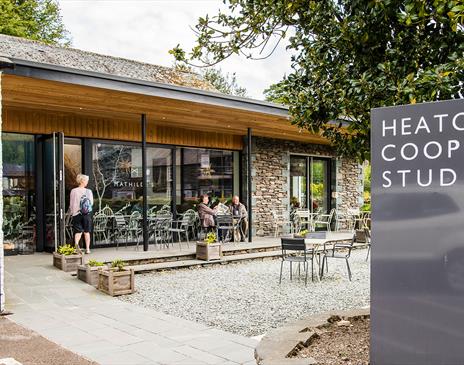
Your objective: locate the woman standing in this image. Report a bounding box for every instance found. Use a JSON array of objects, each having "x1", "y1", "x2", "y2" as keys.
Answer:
[{"x1": 69, "y1": 174, "x2": 94, "y2": 254}]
